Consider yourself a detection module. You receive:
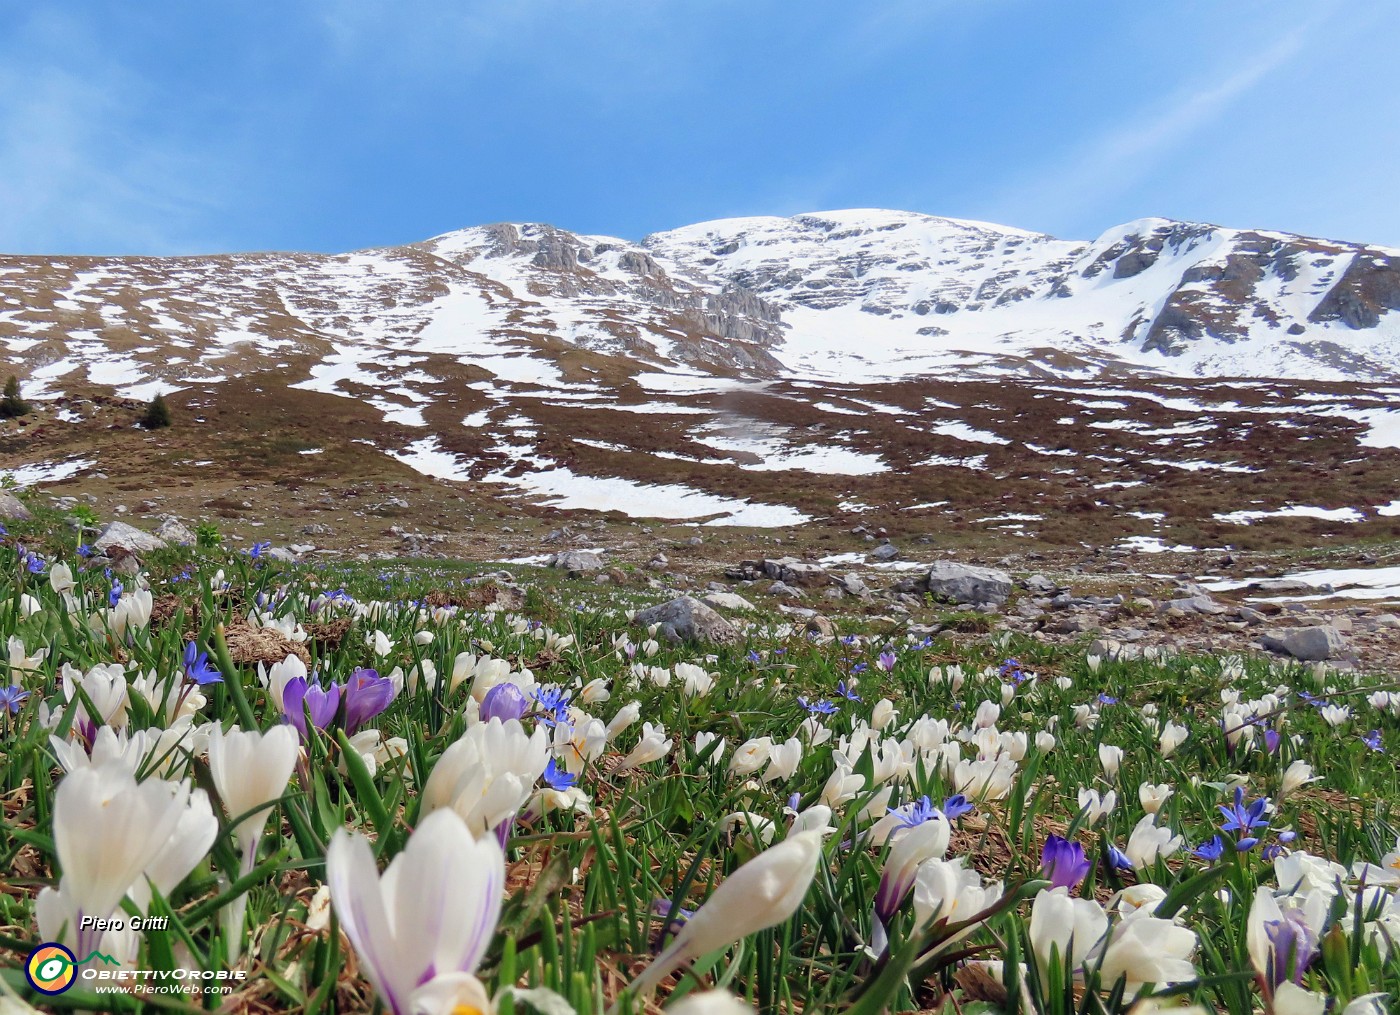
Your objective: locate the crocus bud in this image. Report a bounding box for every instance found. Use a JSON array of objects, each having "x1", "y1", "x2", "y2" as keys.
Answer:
[
  {"x1": 630, "y1": 829, "x2": 827, "y2": 996},
  {"x1": 481, "y1": 682, "x2": 528, "y2": 723}
]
